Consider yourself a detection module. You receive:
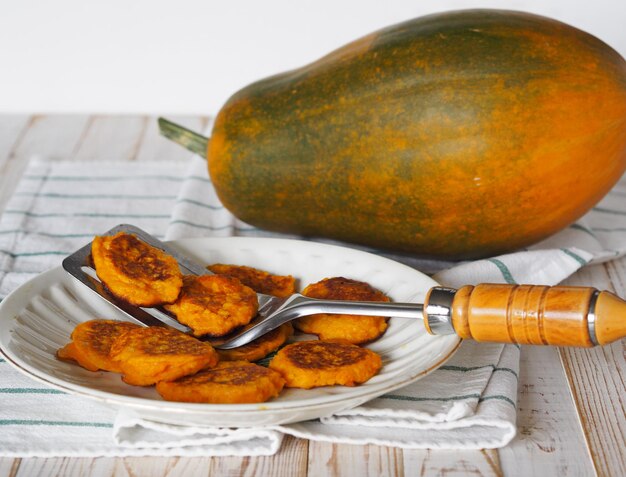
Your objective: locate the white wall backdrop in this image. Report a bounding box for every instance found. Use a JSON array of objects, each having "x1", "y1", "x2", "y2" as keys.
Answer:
[{"x1": 0, "y1": 0, "x2": 624, "y2": 115}]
